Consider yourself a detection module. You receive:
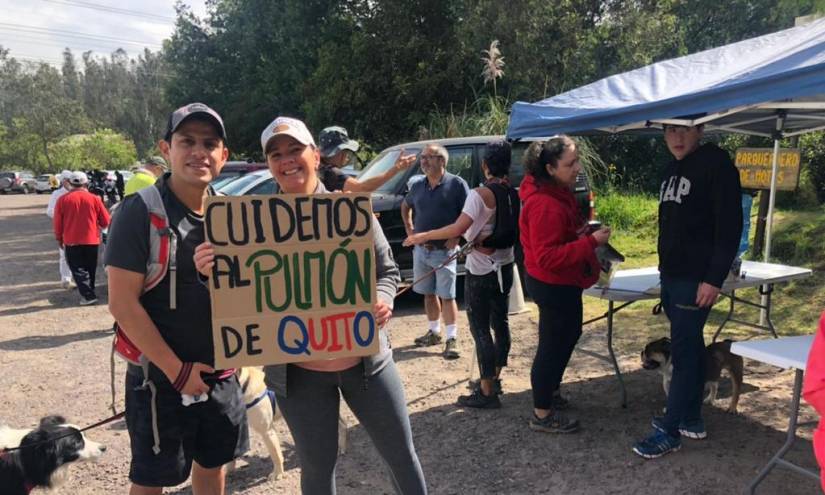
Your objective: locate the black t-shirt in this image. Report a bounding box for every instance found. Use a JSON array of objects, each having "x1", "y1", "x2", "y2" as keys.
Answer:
[
  {"x1": 104, "y1": 176, "x2": 216, "y2": 367},
  {"x1": 318, "y1": 163, "x2": 349, "y2": 192}
]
